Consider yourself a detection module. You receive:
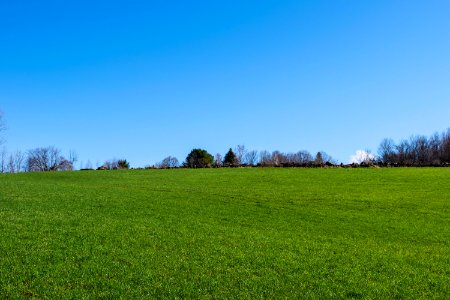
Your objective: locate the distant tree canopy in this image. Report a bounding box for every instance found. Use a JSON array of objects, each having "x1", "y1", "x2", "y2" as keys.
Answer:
[
  {"x1": 117, "y1": 159, "x2": 130, "y2": 169},
  {"x1": 185, "y1": 148, "x2": 214, "y2": 168},
  {"x1": 99, "y1": 159, "x2": 130, "y2": 170},
  {"x1": 258, "y1": 150, "x2": 323, "y2": 167},
  {"x1": 223, "y1": 148, "x2": 238, "y2": 167},
  {"x1": 377, "y1": 129, "x2": 450, "y2": 166}
]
